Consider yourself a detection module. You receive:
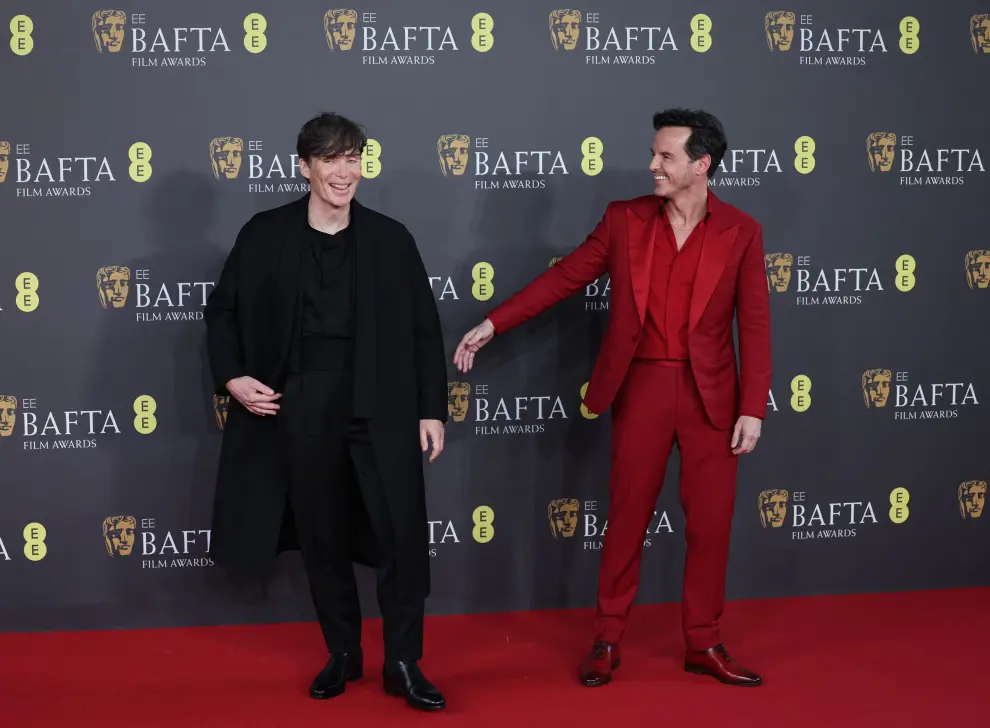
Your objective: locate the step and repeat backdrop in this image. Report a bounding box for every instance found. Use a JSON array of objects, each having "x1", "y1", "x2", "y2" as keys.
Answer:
[{"x1": 1, "y1": 1, "x2": 988, "y2": 632}]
